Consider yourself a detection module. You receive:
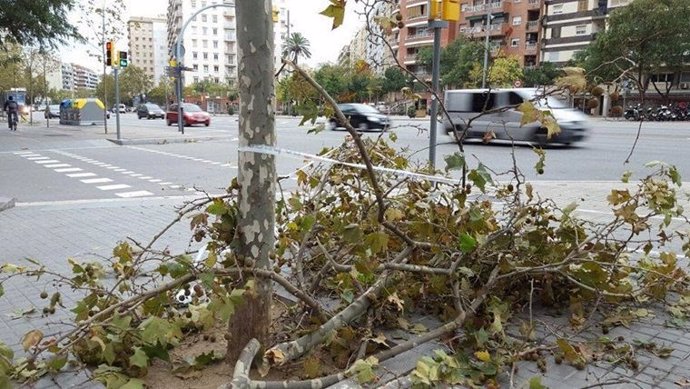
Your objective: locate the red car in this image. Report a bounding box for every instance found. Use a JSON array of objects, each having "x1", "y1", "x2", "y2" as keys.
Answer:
[{"x1": 166, "y1": 103, "x2": 211, "y2": 127}]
